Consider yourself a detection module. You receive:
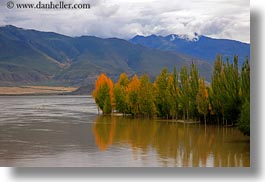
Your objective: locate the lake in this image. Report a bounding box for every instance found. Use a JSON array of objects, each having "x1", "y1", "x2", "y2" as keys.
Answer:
[{"x1": 0, "y1": 96, "x2": 250, "y2": 167}]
